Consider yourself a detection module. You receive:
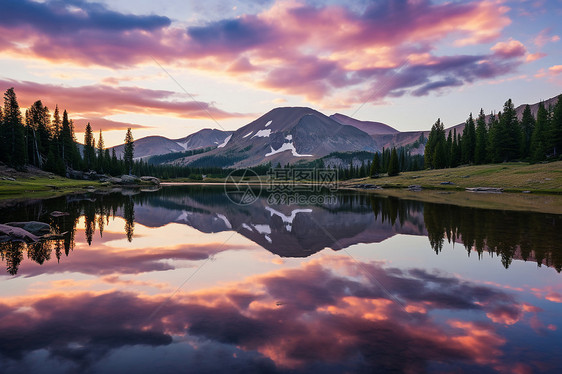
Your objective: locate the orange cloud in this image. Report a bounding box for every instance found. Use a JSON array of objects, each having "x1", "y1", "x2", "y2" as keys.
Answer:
[{"x1": 548, "y1": 65, "x2": 562, "y2": 75}]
